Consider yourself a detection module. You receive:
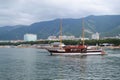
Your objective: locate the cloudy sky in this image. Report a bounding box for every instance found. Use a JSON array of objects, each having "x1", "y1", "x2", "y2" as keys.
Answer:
[{"x1": 0, "y1": 0, "x2": 120, "y2": 27}]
